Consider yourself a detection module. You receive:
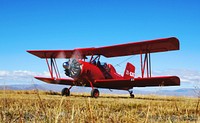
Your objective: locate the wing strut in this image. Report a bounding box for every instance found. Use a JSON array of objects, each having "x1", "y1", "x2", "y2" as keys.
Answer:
[
  {"x1": 45, "y1": 57, "x2": 61, "y2": 79},
  {"x1": 46, "y1": 58, "x2": 53, "y2": 78},
  {"x1": 140, "y1": 51, "x2": 152, "y2": 78}
]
